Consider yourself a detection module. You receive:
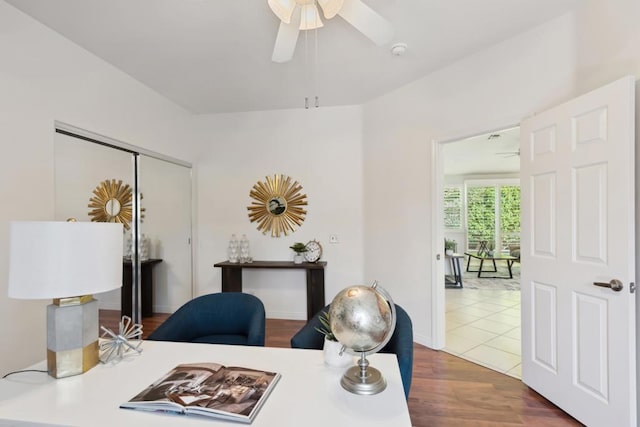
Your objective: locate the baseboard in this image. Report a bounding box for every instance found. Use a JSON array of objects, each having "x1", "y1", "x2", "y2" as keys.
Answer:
[
  {"x1": 413, "y1": 332, "x2": 434, "y2": 349},
  {"x1": 266, "y1": 310, "x2": 306, "y2": 321},
  {"x1": 154, "y1": 305, "x2": 173, "y2": 314}
]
